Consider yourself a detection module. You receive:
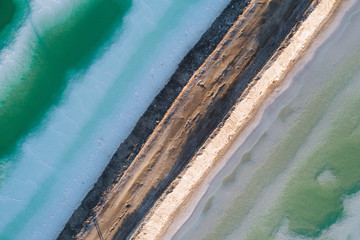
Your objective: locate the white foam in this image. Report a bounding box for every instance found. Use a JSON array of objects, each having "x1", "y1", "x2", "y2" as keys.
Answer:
[{"x1": 0, "y1": 21, "x2": 36, "y2": 99}]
